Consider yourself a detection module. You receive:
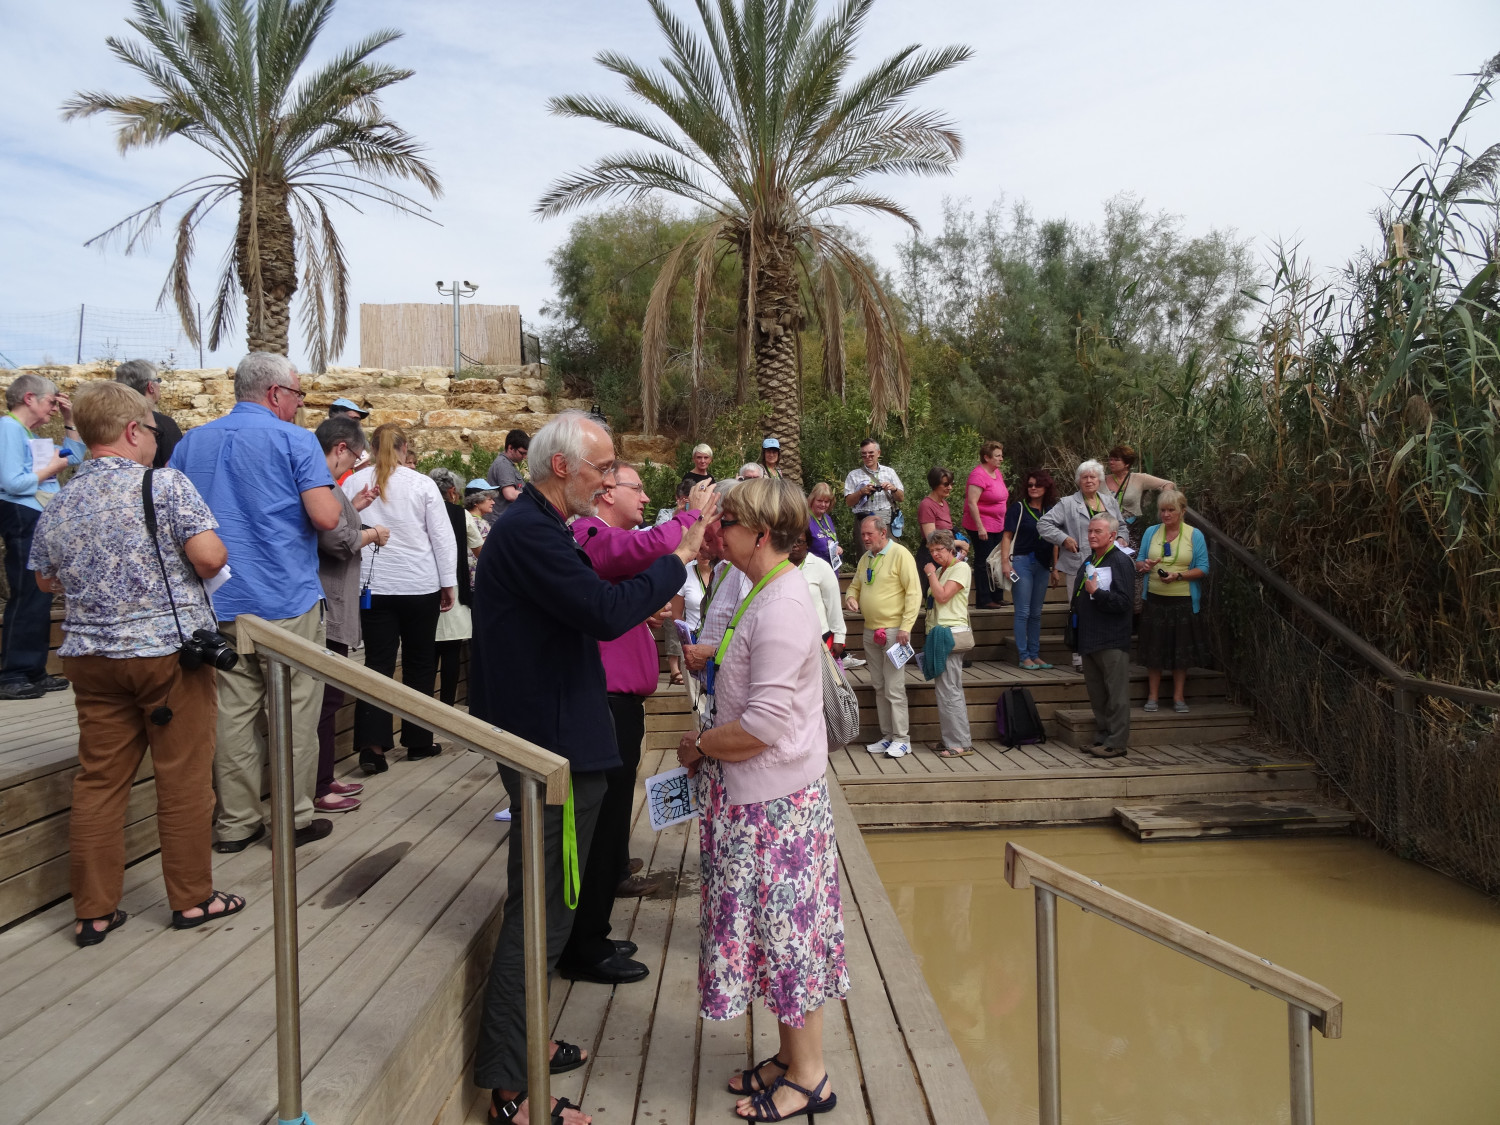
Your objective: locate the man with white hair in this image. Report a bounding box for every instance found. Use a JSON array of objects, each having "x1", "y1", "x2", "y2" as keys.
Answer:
[
  {"x1": 1069, "y1": 515, "x2": 1137, "y2": 758},
  {"x1": 114, "y1": 359, "x2": 183, "y2": 467},
  {"x1": 169, "y1": 351, "x2": 343, "y2": 851},
  {"x1": 737, "y1": 462, "x2": 763, "y2": 481},
  {"x1": 844, "y1": 513, "x2": 921, "y2": 758},
  {"x1": 470, "y1": 410, "x2": 701, "y2": 1125}
]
